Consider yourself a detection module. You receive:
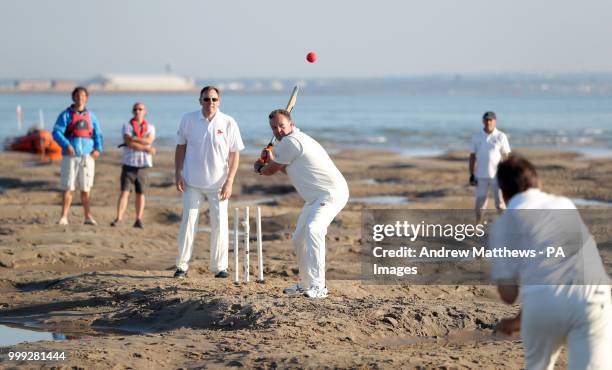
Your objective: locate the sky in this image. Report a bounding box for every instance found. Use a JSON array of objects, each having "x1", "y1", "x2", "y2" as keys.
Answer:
[{"x1": 1, "y1": 0, "x2": 612, "y2": 79}]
